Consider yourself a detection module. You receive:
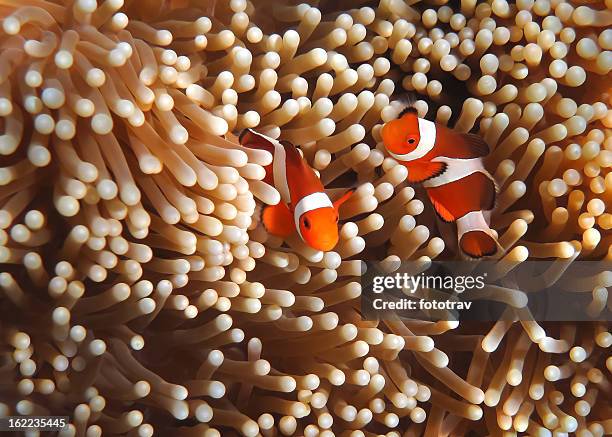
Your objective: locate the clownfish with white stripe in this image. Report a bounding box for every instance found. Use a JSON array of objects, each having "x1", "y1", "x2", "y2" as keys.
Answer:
[
  {"x1": 381, "y1": 106, "x2": 499, "y2": 258},
  {"x1": 240, "y1": 129, "x2": 354, "y2": 252}
]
